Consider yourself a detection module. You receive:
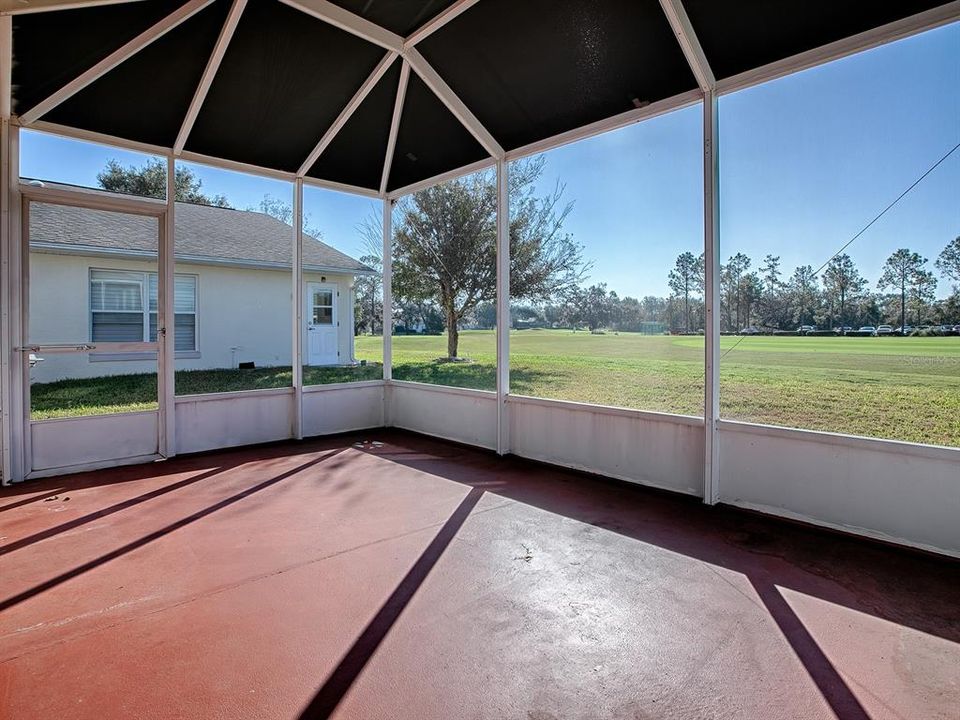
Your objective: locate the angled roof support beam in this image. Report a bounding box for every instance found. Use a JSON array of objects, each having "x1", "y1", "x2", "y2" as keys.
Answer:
[
  {"x1": 299, "y1": 50, "x2": 399, "y2": 177},
  {"x1": 278, "y1": 0, "x2": 402, "y2": 52},
  {"x1": 18, "y1": 0, "x2": 215, "y2": 124},
  {"x1": 405, "y1": 47, "x2": 502, "y2": 160},
  {"x1": 658, "y1": 0, "x2": 714, "y2": 91},
  {"x1": 0, "y1": 0, "x2": 143, "y2": 14},
  {"x1": 404, "y1": 0, "x2": 481, "y2": 48},
  {"x1": 174, "y1": 0, "x2": 247, "y2": 154},
  {"x1": 379, "y1": 59, "x2": 410, "y2": 196}
]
